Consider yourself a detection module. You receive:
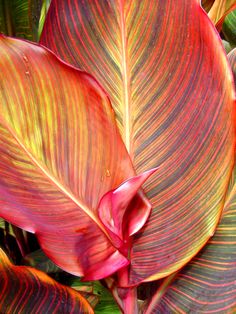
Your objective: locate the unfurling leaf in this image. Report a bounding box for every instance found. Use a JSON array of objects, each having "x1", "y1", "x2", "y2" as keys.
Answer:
[{"x1": 98, "y1": 169, "x2": 157, "y2": 249}]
